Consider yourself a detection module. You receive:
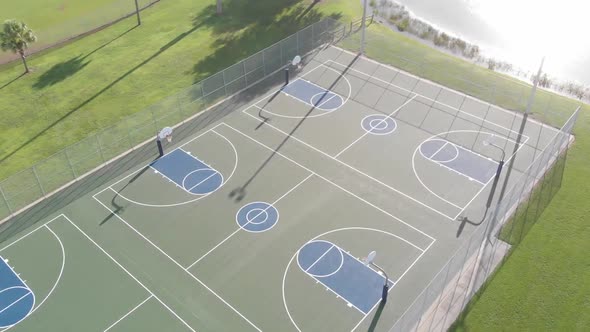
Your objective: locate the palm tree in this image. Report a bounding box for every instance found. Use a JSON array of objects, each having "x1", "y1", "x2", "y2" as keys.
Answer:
[
  {"x1": 216, "y1": 0, "x2": 222, "y2": 15},
  {"x1": 0, "y1": 20, "x2": 37, "y2": 73}
]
